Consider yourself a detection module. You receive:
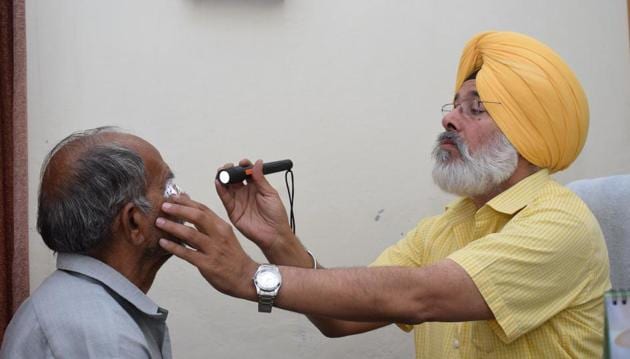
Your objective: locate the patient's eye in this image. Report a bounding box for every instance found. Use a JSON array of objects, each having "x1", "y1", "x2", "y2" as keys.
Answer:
[{"x1": 164, "y1": 179, "x2": 183, "y2": 198}]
